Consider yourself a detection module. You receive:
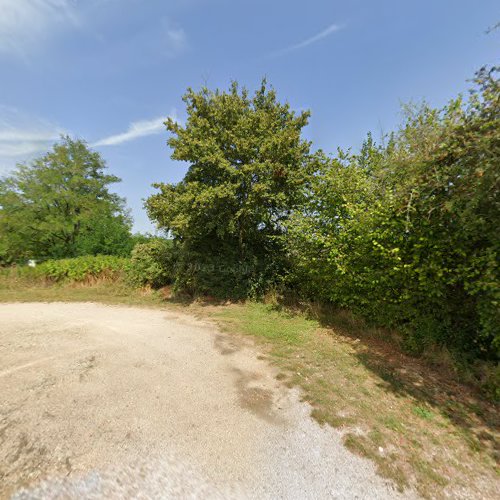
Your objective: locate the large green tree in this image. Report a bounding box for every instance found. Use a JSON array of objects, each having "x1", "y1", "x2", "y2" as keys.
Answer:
[
  {"x1": 146, "y1": 80, "x2": 315, "y2": 297},
  {"x1": 0, "y1": 137, "x2": 132, "y2": 262}
]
